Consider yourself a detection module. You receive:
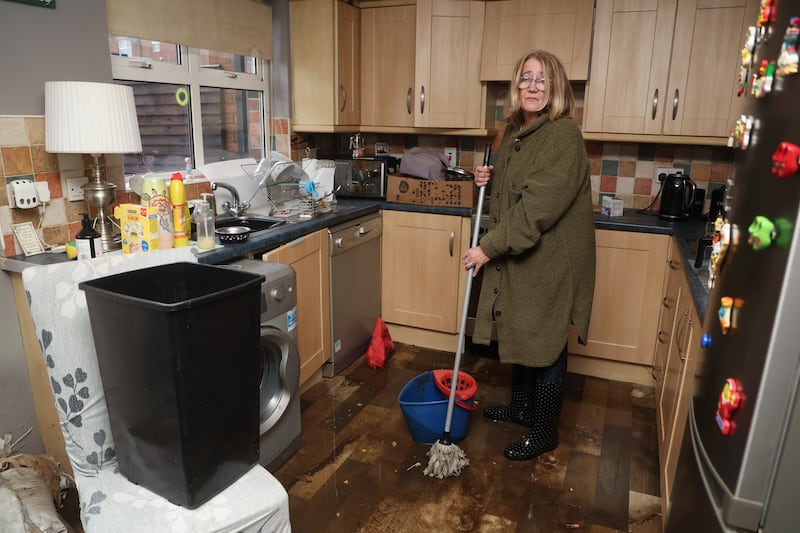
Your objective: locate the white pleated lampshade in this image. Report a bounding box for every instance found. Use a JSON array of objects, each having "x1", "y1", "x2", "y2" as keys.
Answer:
[{"x1": 45, "y1": 81, "x2": 142, "y2": 155}]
